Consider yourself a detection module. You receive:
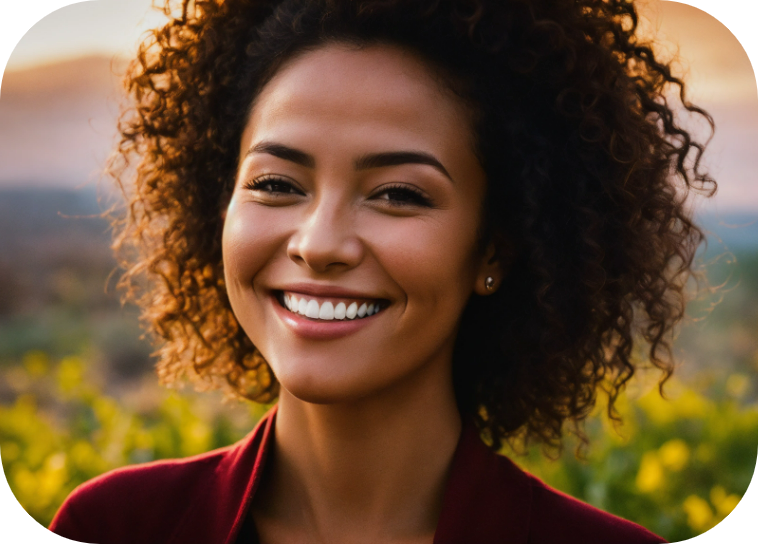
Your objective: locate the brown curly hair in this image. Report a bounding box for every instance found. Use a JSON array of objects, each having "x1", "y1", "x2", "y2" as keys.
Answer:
[{"x1": 111, "y1": 0, "x2": 715, "y2": 452}]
